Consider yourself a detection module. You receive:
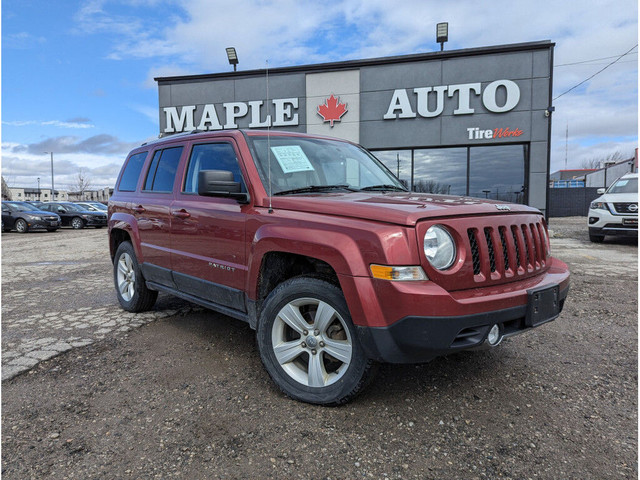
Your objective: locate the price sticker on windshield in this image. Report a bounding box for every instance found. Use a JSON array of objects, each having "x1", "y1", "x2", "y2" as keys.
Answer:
[{"x1": 271, "y1": 146, "x2": 315, "y2": 173}]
